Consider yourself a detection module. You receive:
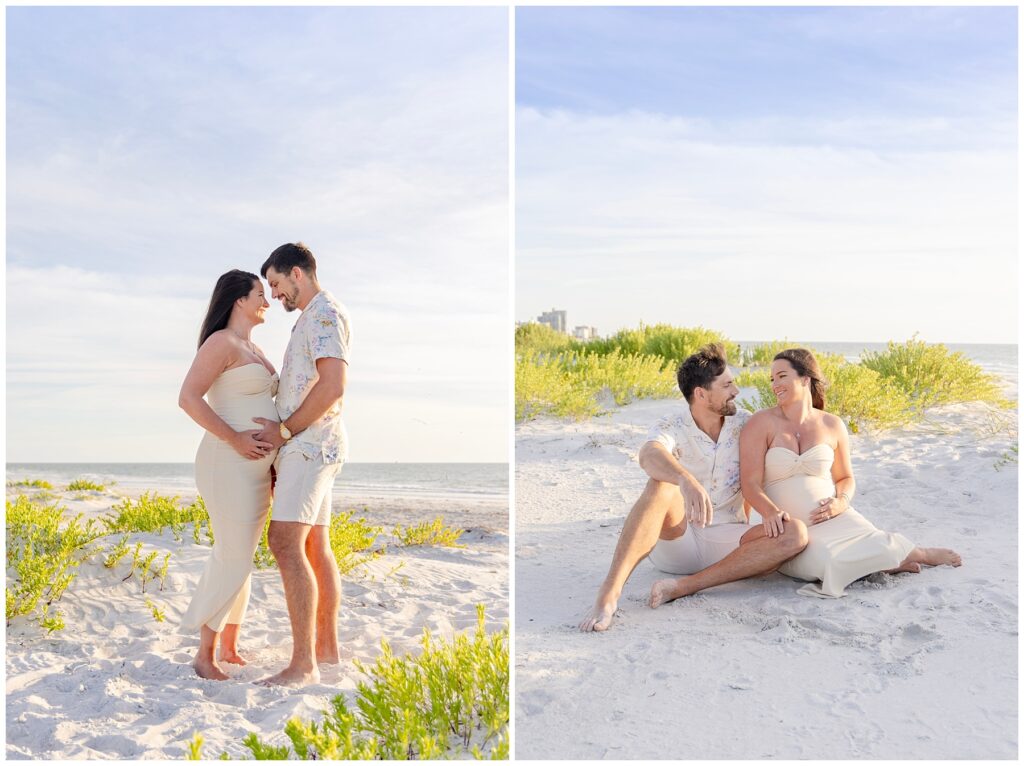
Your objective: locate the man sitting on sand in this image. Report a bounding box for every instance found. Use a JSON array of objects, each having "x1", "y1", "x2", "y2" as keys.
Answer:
[{"x1": 580, "y1": 343, "x2": 809, "y2": 632}]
